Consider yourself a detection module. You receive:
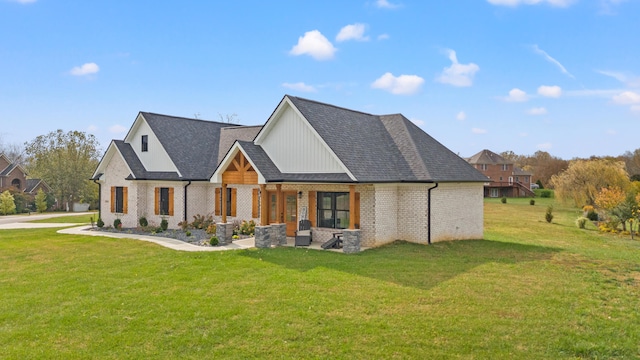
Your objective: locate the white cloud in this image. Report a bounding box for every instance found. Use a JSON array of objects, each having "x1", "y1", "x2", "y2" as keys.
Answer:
[
  {"x1": 531, "y1": 45, "x2": 574, "y2": 78},
  {"x1": 282, "y1": 82, "x2": 317, "y2": 93},
  {"x1": 70, "y1": 62, "x2": 99, "y2": 76},
  {"x1": 411, "y1": 118, "x2": 425, "y2": 127},
  {"x1": 289, "y1": 30, "x2": 337, "y2": 61},
  {"x1": 597, "y1": 70, "x2": 640, "y2": 87},
  {"x1": 527, "y1": 107, "x2": 548, "y2": 115},
  {"x1": 109, "y1": 125, "x2": 127, "y2": 134},
  {"x1": 377, "y1": 33, "x2": 390, "y2": 40},
  {"x1": 436, "y1": 49, "x2": 479, "y2": 87},
  {"x1": 375, "y1": 0, "x2": 400, "y2": 9},
  {"x1": 10, "y1": 0, "x2": 37, "y2": 3},
  {"x1": 336, "y1": 23, "x2": 369, "y2": 42},
  {"x1": 538, "y1": 85, "x2": 562, "y2": 98},
  {"x1": 612, "y1": 91, "x2": 640, "y2": 105},
  {"x1": 371, "y1": 72, "x2": 424, "y2": 95},
  {"x1": 456, "y1": 111, "x2": 466, "y2": 121},
  {"x1": 472, "y1": 128, "x2": 487, "y2": 134},
  {"x1": 505, "y1": 88, "x2": 529, "y2": 102},
  {"x1": 487, "y1": 0, "x2": 575, "y2": 7},
  {"x1": 537, "y1": 142, "x2": 553, "y2": 150}
]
